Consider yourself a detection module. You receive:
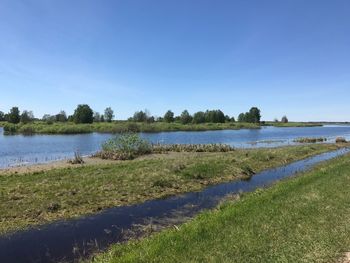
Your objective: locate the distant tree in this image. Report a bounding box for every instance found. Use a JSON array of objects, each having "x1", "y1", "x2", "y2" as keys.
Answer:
[
  {"x1": 192, "y1": 111, "x2": 206, "y2": 124},
  {"x1": 133, "y1": 111, "x2": 147, "y2": 122},
  {"x1": 73, "y1": 104, "x2": 93, "y2": 124},
  {"x1": 238, "y1": 113, "x2": 246, "y2": 122},
  {"x1": 7, "y1": 107, "x2": 20, "y2": 124},
  {"x1": 180, "y1": 110, "x2": 192, "y2": 124},
  {"x1": 248, "y1": 107, "x2": 261, "y2": 123},
  {"x1": 42, "y1": 114, "x2": 55, "y2": 124},
  {"x1": 55, "y1": 110, "x2": 67, "y2": 122},
  {"x1": 238, "y1": 107, "x2": 261, "y2": 123},
  {"x1": 230, "y1": 116, "x2": 236, "y2": 122},
  {"x1": 93, "y1": 112, "x2": 101, "y2": 122},
  {"x1": 42, "y1": 114, "x2": 51, "y2": 121},
  {"x1": 204, "y1": 110, "x2": 225, "y2": 123},
  {"x1": 281, "y1": 115, "x2": 288, "y2": 123},
  {"x1": 100, "y1": 115, "x2": 105, "y2": 122},
  {"x1": 20, "y1": 110, "x2": 34, "y2": 124},
  {"x1": 163, "y1": 110, "x2": 175, "y2": 123},
  {"x1": 67, "y1": 115, "x2": 74, "y2": 122},
  {"x1": 274, "y1": 118, "x2": 279, "y2": 123},
  {"x1": 104, "y1": 107, "x2": 114, "y2": 122},
  {"x1": 147, "y1": 116, "x2": 155, "y2": 123},
  {"x1": 0, "y1": 111, "x2": 5, "y2": 121}
]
